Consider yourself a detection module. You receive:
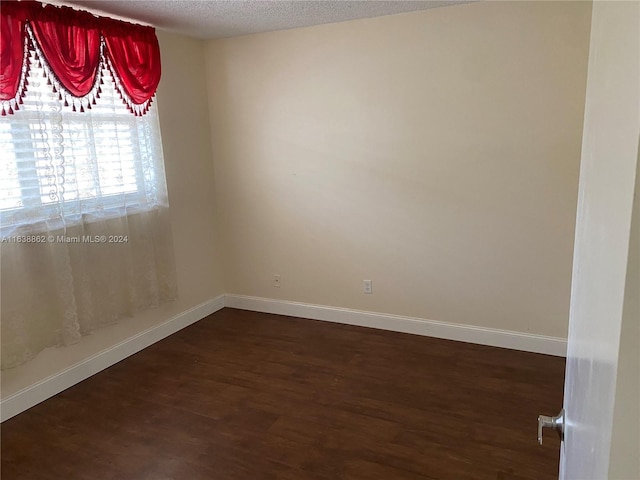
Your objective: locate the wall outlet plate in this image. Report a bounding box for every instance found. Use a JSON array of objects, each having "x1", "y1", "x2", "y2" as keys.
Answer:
[{"x1": 363, "y1": 279, "x2": 372, "y2": 294}]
